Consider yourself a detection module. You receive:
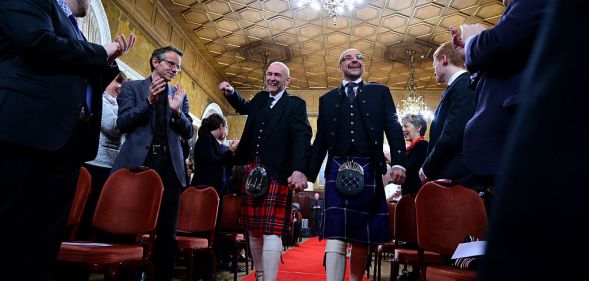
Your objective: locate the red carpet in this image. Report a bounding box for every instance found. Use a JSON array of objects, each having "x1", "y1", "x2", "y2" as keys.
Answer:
[{"x1": 241, "y1": 237, "x2": 369, "y2": 281}]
